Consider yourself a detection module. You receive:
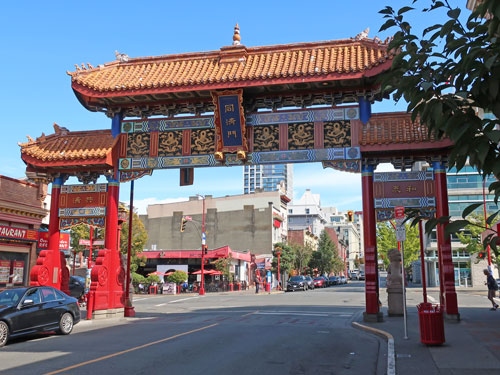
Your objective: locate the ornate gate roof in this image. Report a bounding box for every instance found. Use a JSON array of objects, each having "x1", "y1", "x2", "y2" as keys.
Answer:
[{"x1": 68, "y1": 31, "x2": 395, "y2": 117}]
